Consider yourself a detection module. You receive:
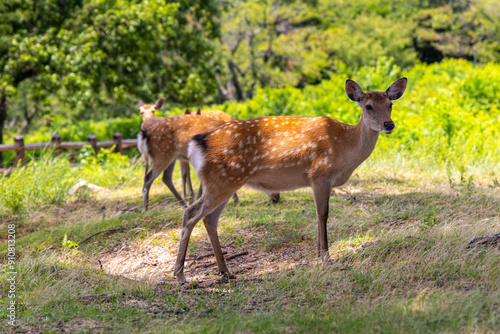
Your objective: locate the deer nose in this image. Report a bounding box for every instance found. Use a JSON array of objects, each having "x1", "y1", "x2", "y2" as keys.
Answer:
[{"x1": 384, "y1": 122, "x2": 395, "y2": 131}]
